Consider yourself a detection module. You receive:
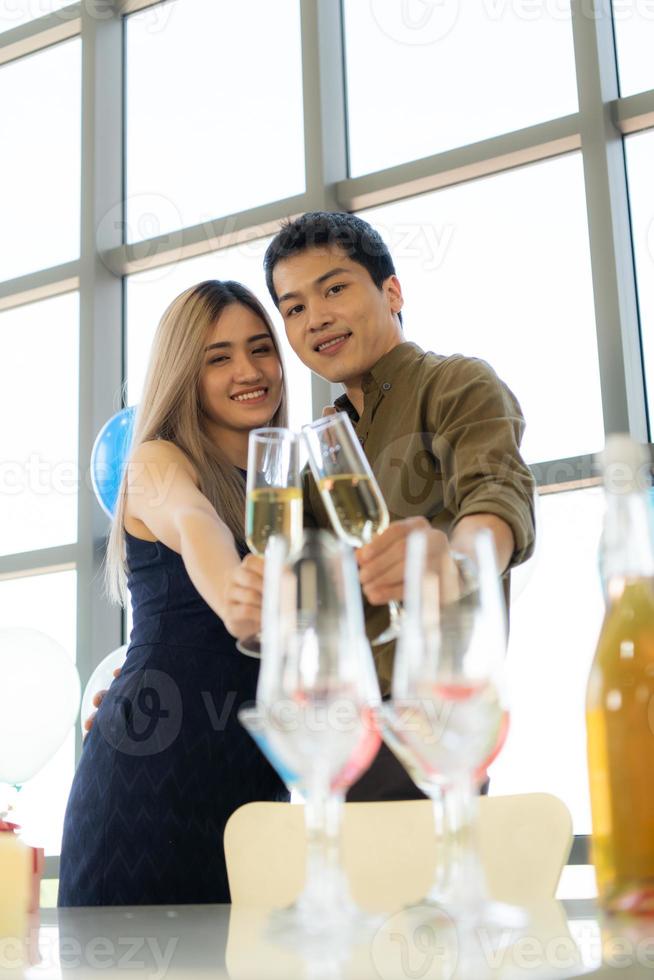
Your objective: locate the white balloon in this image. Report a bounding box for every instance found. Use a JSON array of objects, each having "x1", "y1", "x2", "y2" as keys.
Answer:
[
  {"x1": 80, "y1": 645, "x2": 128, "y2": 735},
  {"x1": 0, "y1": 628, "x2": 81, "y2": 785}
]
